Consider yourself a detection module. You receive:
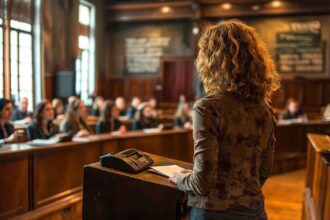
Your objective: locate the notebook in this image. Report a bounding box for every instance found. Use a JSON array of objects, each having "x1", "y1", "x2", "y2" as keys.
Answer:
[
  {"x1": 148, "y1": 161, "x2": 193, "y2": 177},
  {"x1": 28, "y1": 137, "x2": 60, "y2": 146}
]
